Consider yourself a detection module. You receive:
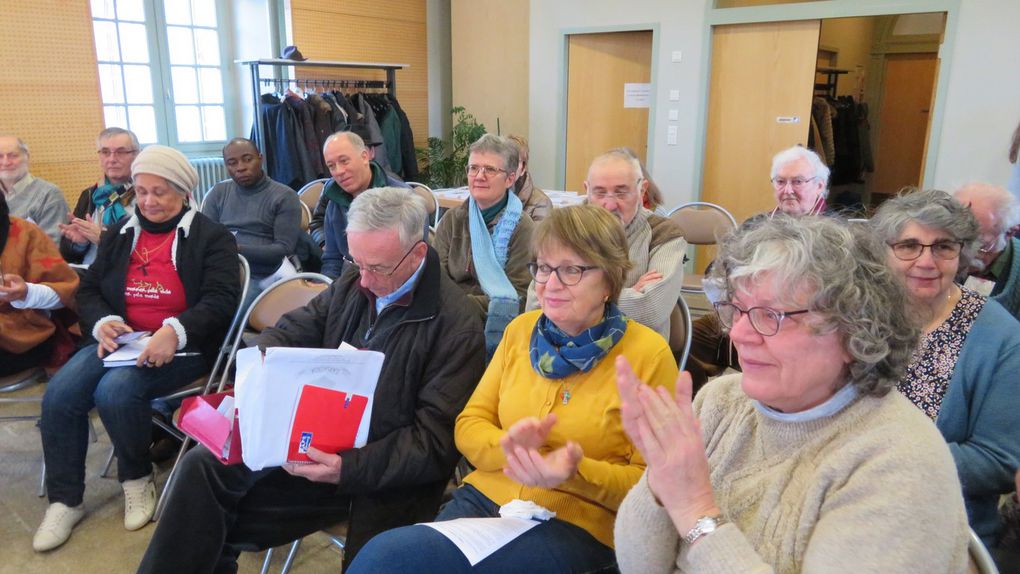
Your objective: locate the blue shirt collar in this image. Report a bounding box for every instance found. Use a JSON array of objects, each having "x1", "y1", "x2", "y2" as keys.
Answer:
[
  {"x1": 375, "y1": 256, "x2": 426, "y2": 315},
  {"x1": 752, "y1": 381, "x2": 859, "y2": 423}
]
